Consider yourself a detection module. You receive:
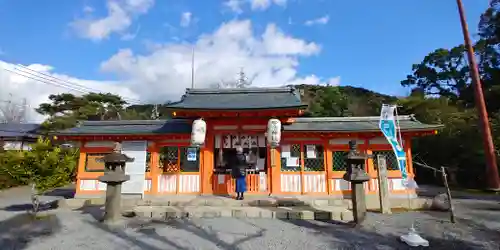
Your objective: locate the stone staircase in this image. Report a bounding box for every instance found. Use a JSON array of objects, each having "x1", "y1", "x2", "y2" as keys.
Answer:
[
  {"x1": 61, "y1": 195, "x2": 432, "y2": 222},
  {"x1": 62, "y1": 195, "x2": 354, "y2": 222},
  {"x1": 132, "y1": 196, "x2": 354, "y2": 222}
]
